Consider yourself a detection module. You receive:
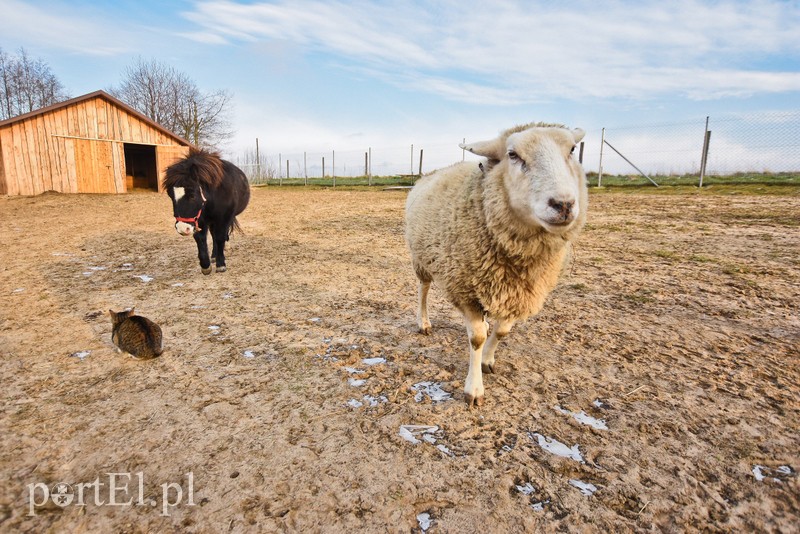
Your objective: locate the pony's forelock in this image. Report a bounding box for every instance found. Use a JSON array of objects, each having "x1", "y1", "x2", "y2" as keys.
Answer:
[{"x1": 163, "y1": 148, "x2": 225, "y2": 190}]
